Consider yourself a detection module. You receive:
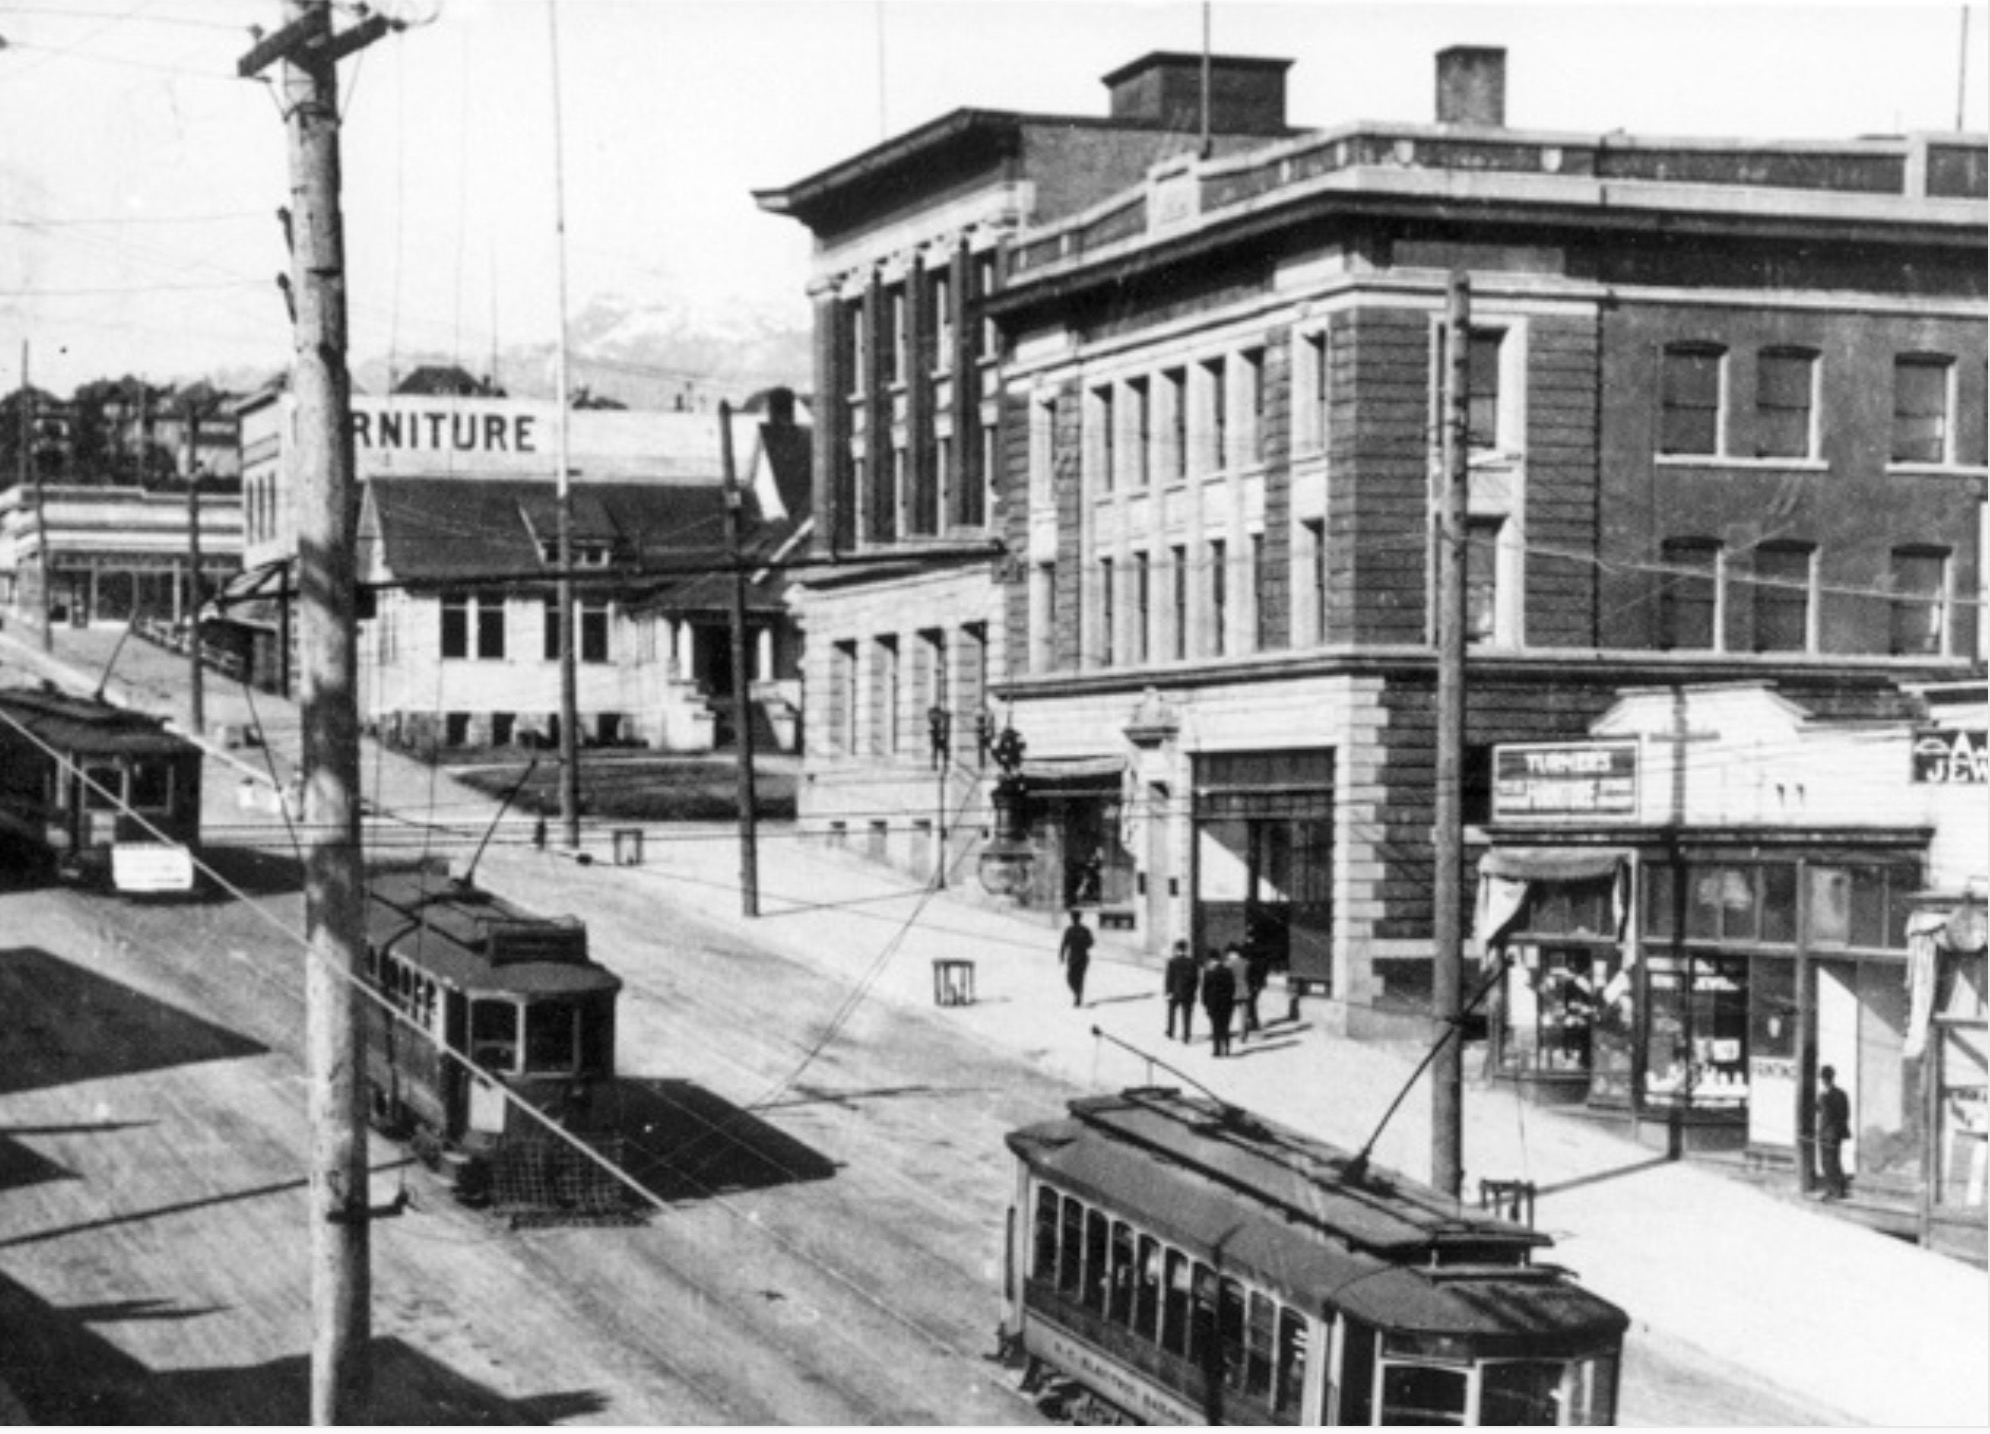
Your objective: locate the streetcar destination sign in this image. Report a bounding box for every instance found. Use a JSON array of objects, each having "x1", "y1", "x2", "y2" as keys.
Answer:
[{"x1": 1493, "y1": 740, "x2": 1639, "y2": 821}]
